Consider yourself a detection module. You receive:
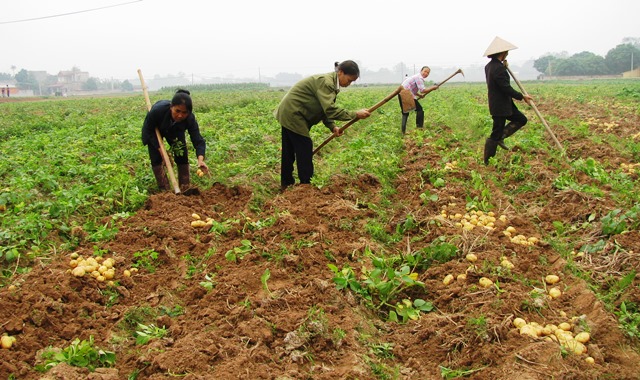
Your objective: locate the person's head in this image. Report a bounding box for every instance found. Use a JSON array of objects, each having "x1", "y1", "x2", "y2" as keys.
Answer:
[
  {"x1": 420, "y1": 66, "x2": 431, "y2": 78},
  {"x1": 170, "y1": 89, "x2": 192, "y2": 122},
  {"x1": 334, "y1": 60, "x2": 360, "y2": 87},
  {"x1": 489, "y1": 51, "x2": 509, "y2": 61}
]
